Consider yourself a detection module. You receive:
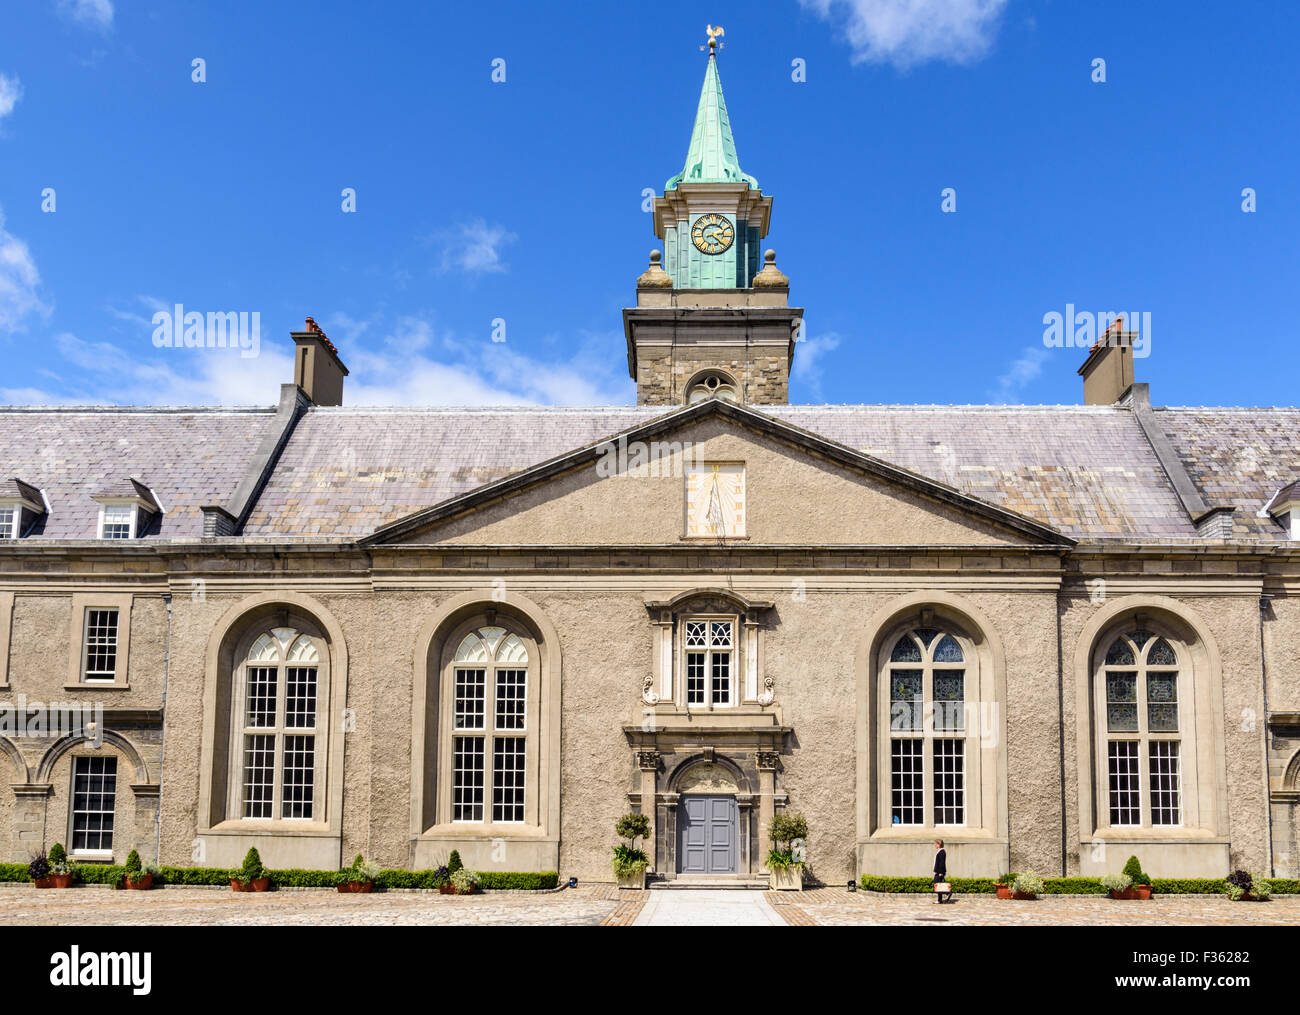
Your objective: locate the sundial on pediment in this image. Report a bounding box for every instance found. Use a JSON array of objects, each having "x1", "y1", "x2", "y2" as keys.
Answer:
[{"x1": 685, "y1": 463, "x2": 745, "y2": 538}]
